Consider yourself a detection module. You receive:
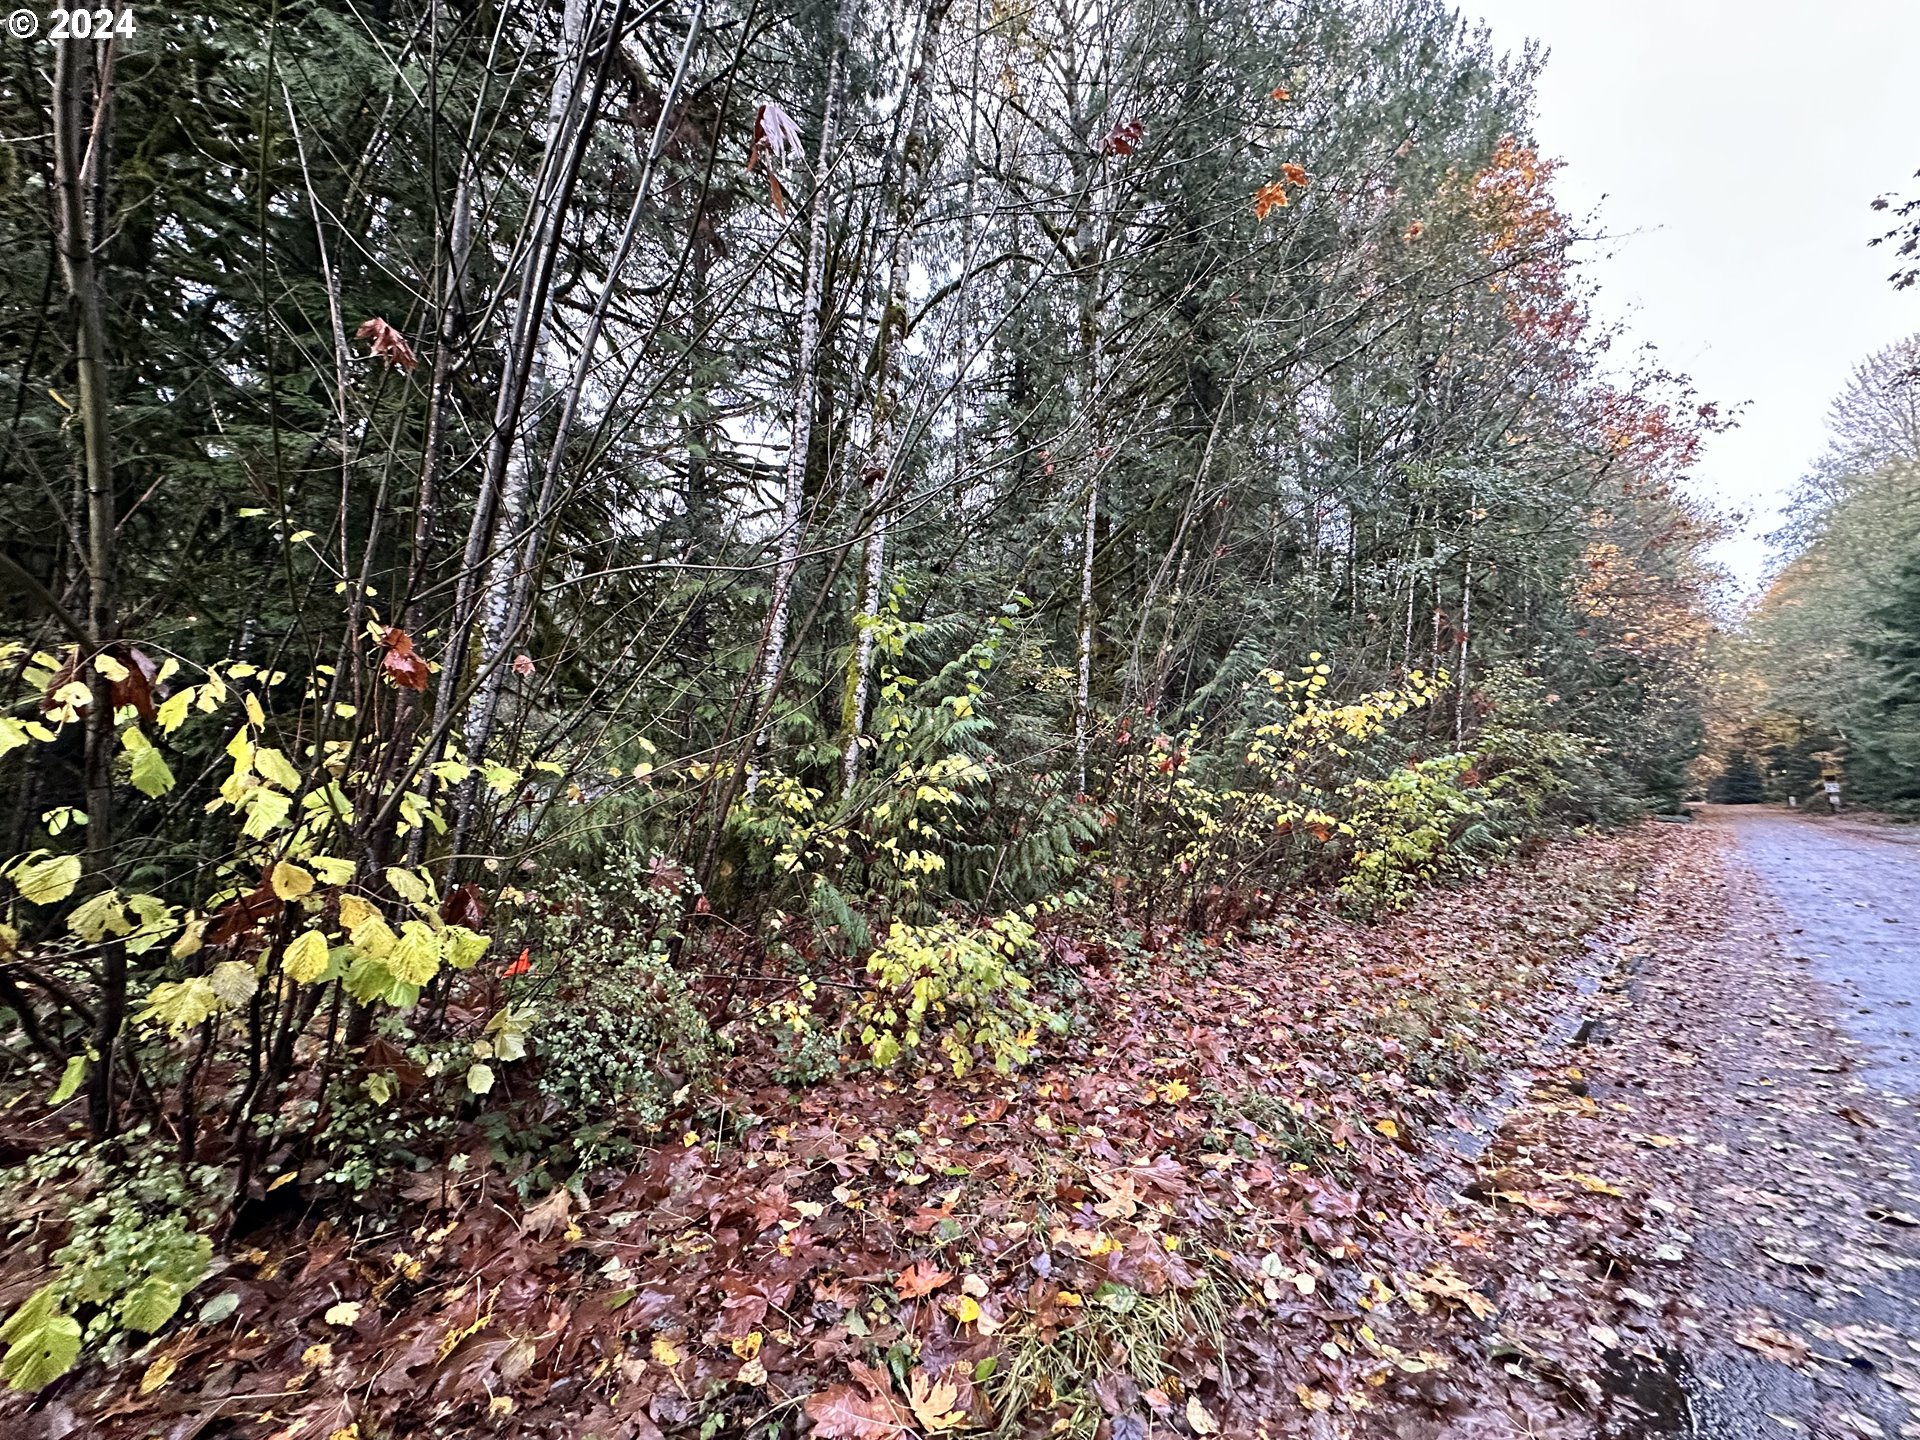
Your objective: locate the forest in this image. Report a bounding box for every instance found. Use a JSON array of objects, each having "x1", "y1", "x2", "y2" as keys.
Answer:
[
  {"x1": 1720, "y1": 334, "x2": 1920, "y2": 812},
  {"x1": 0, "y1": 0, "x2": 1865, "y2": 1435}
]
